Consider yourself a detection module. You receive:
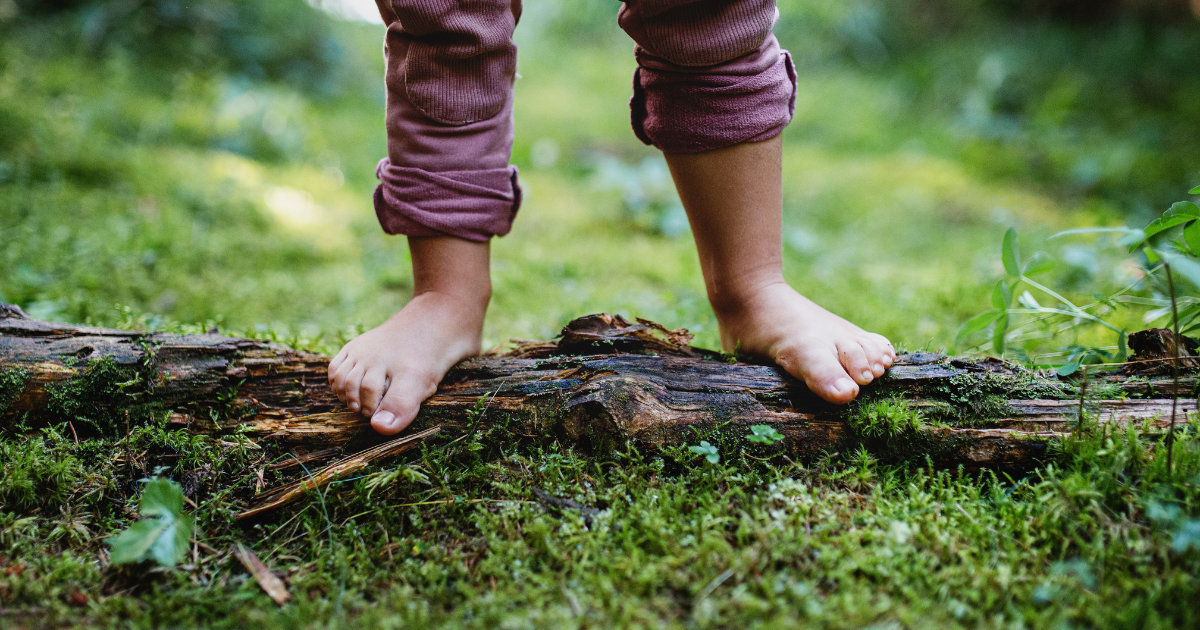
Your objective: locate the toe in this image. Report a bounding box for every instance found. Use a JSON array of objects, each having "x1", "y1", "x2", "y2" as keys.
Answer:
[
  {"x1": 328, "y1": 347, "x2": 349, "y2": 385},
  {"x1": 330, "y1": 358, "x2": 357, "y2": 404},
  {"x1": 870, "y1": 333, "x2": 897, "y2": 366},
  {"x1": 342, "y1": 365, "x2": 367, "y2": 412},
  {"x1": 359, "y1": 368, "x2": 388, "y2": 417},
  {"x1": 837, "y1": 341, "x2": 875, "y2": 386},
  {"x1": 860, "y1": 337, "x2": 890, "y2": 377},
  {"x1": 371, "y1": 369, "x2": 438, "y2": 436},
  {"x1": 776, "y1": 343, "x2": 859, "y2": 405}
]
